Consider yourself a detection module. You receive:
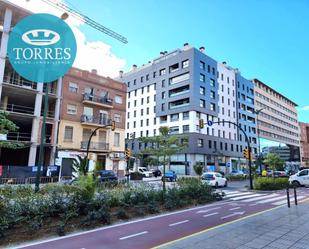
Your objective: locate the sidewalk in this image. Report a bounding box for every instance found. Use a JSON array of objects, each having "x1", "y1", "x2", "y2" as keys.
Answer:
[{"x1": 158, "y1": 200, "x2": 309, "y2": 249}]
